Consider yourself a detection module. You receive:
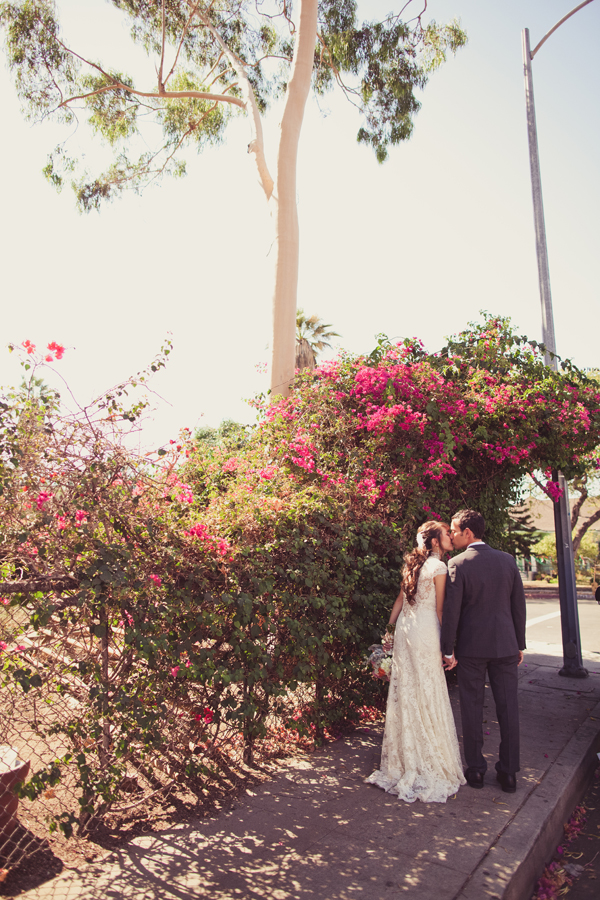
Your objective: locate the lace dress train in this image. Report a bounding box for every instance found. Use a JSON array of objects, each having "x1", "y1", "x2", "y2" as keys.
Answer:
[{"x1": 366, "y1": 557, "x2": 466, "y2": 803}]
